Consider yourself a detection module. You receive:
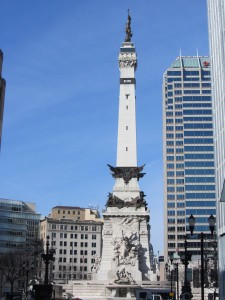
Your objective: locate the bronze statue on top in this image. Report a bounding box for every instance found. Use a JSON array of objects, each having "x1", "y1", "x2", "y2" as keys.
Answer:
[{"x1": 125, "y1": 10, "x2": 133, "y2": 42}]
